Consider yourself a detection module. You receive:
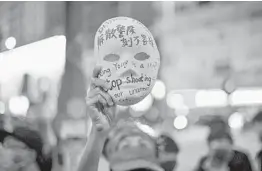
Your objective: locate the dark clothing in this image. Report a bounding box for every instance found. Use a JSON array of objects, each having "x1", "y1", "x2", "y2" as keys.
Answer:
[
  {"x1": 196, "y1": 150, "x2": 253, "y2": 171},
  {"x1": 257, "y1": 150, "x2": 262, "y2": 171},
  {"x1": 0, "y1": 127, "x2": 52, "y2": 171}
]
